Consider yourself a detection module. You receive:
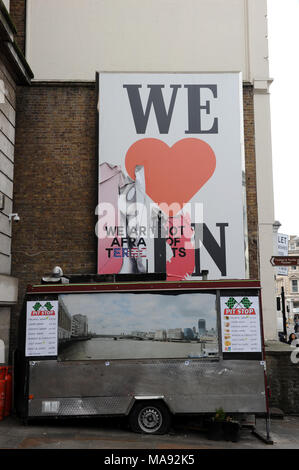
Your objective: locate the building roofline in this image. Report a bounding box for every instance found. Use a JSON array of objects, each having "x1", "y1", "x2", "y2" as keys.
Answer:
[
  {"x1": 0, "y1": 0, "x2": 34, "y2": 84},
  {"x1": 0, "y1": 0, "x2": 17, "y2": 35}
]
